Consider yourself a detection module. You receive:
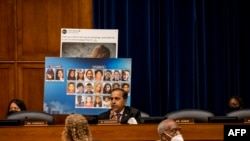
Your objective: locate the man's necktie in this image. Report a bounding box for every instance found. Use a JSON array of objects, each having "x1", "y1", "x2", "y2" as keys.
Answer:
[{"x1": 116, "y1": 114, "x2": 122, "y2": 121}]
